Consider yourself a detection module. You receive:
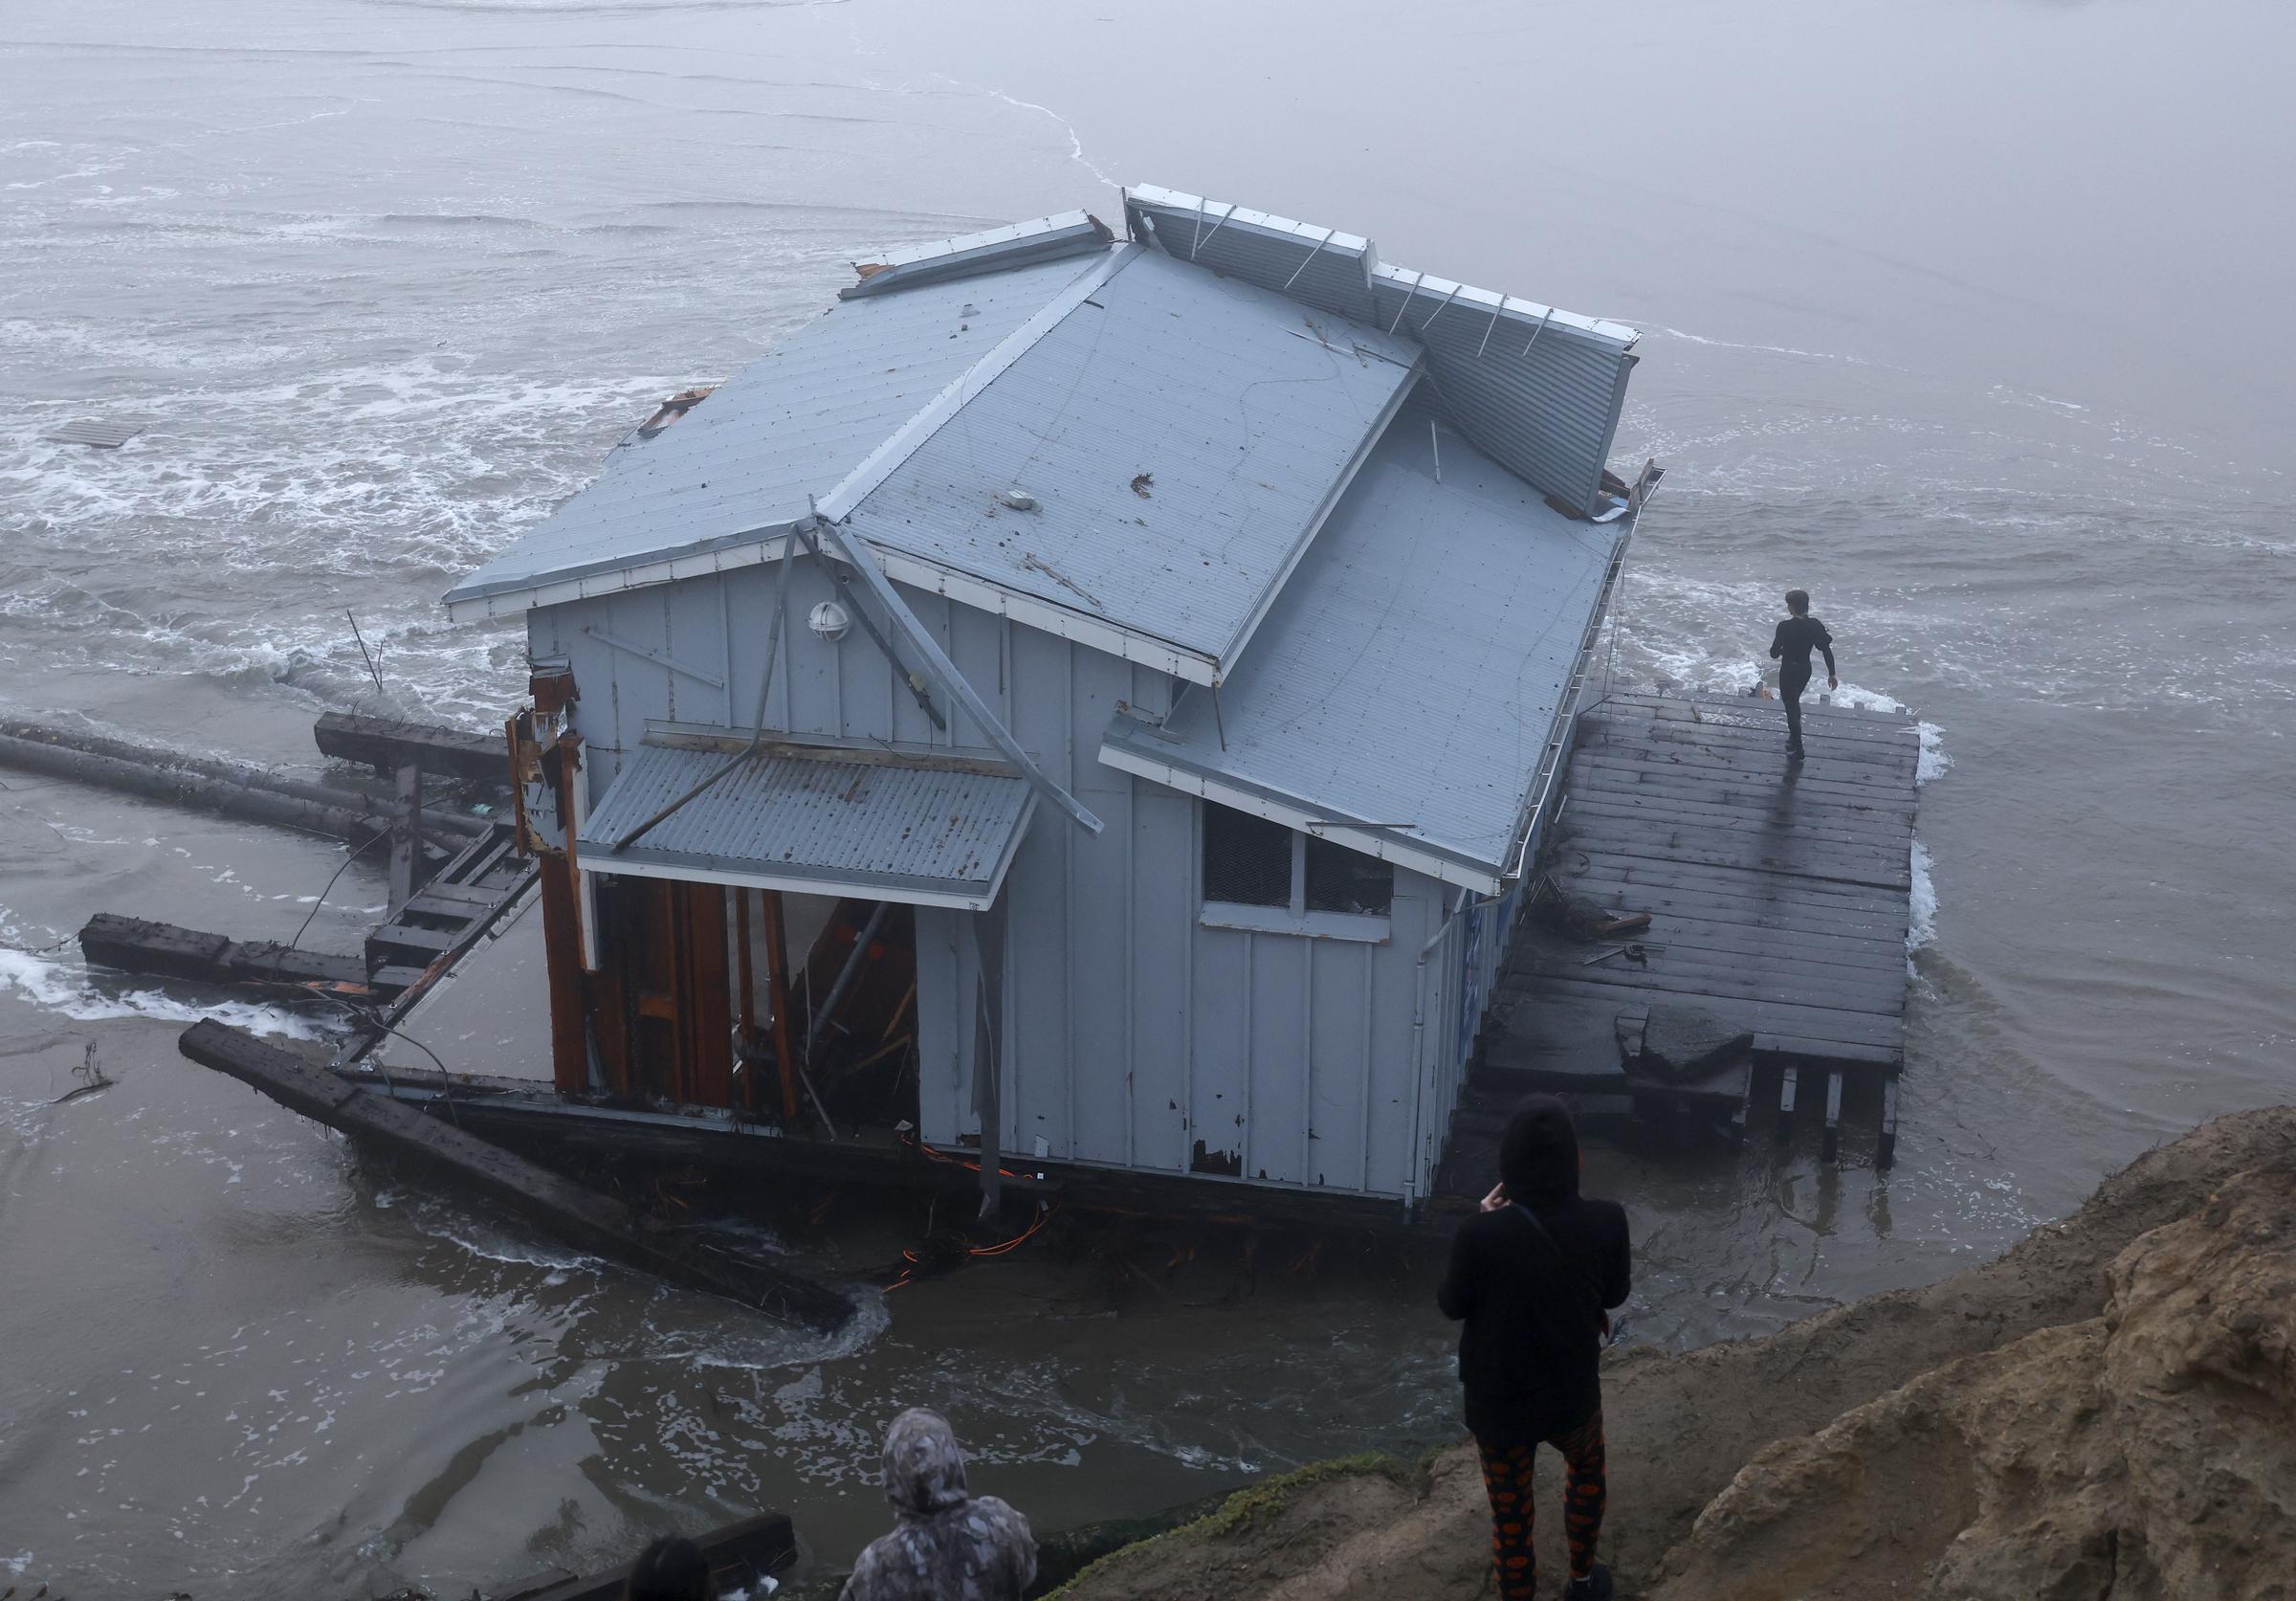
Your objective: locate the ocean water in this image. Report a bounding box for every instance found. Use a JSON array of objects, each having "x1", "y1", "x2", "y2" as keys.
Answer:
[{"x1": 3, "y1": 0, "x2": 2291, "y2": 1594}]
